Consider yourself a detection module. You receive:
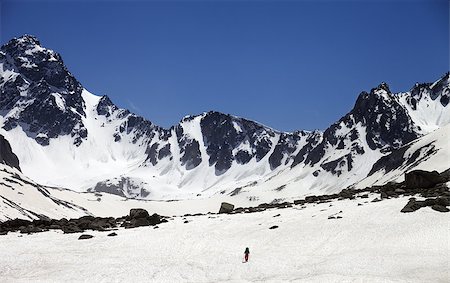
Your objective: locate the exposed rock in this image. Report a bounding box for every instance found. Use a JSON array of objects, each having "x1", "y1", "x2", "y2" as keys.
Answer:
[
  {"x1": 128, "y1": 208, "x2": 150, "y2": 220},
  {"x1": 405, "y1": 170, "x2": 445, "y2": 189},
  {"x1": 219, "y1": 202, "x2": 235, "y2": 214},
  {"x1": 269, "y1": 225, "x2": 279, "y2": 229},
  {"x1": 62, "y1": 225, "x2": 84, "y2": 234},
  {"x1": 91, "y1": 177, "x2": 151, "y2": 199},
  {"x1": 431, "y1": 205, "x2": 449, "y2": 213},
  {"x1": 0, "y1": 135, "x2": 21, "y2": 171},
  {"x1": 400, "y1": 198, "x2": 422, "y2": 213},
  {"x1": 20, "y1": 225, "x2": 45, "y2": 234},
  {"x1": 78, "y1": 234, "x2": 94, "y2": 240},
  {"x1": 121, "y1": 209, "x2": 163, "y2": 228},
  {"x1": 0, "y1": 208, "x2": 167, "y2": 235},
  {"x1": 107, "y1": 232, "x2": 117, "y2": 237}
]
